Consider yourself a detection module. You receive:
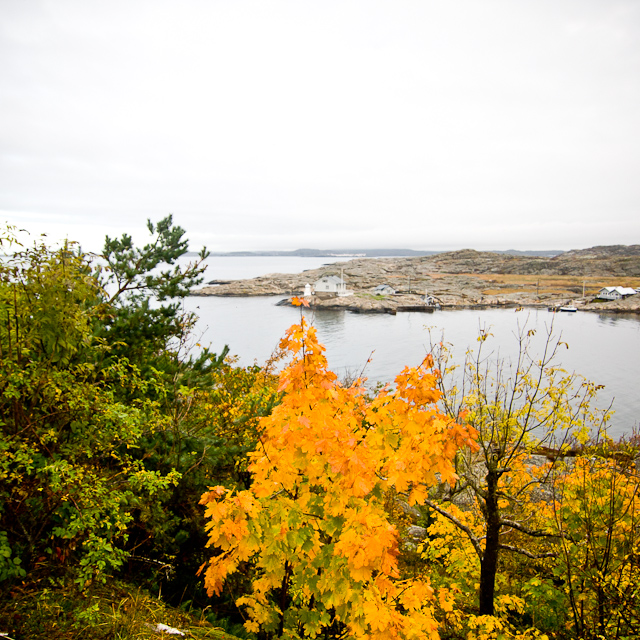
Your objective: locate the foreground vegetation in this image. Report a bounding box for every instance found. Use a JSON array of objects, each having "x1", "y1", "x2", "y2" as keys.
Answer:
[{"x1": 1, "y1": 220, "x2": 638, "y2": 639}]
